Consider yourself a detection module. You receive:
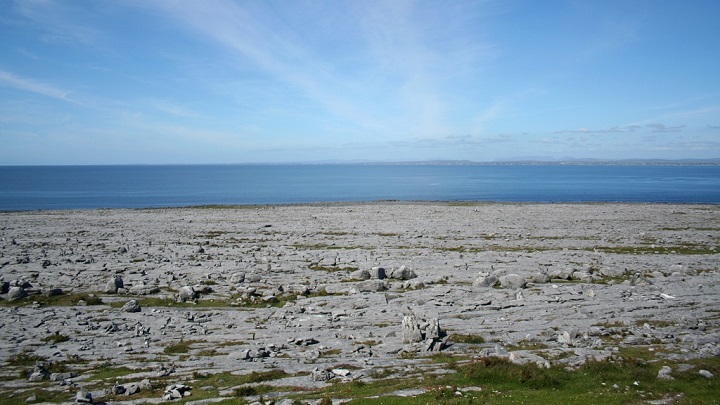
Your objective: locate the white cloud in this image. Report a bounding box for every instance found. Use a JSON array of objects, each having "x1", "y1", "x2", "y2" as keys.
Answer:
[{"x1": 0, "y1": 70, "x2": 76, "y2": 103}]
